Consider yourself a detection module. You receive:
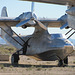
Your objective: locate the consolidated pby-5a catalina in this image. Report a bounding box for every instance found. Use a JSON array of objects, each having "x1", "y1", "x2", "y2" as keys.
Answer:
[{"x1": 0, "y1": 0, "x2": 75, "y2": 67}]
